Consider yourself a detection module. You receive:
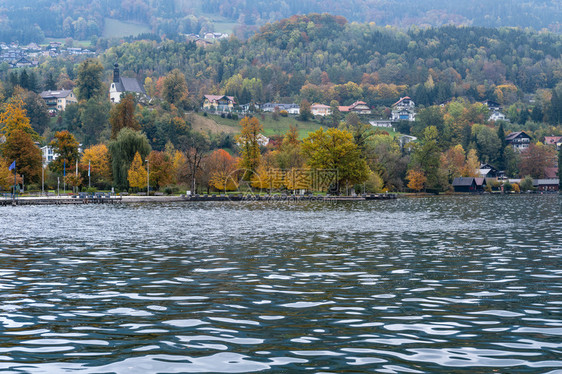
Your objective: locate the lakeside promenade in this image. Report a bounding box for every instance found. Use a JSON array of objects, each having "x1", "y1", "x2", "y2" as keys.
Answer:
[{"x1": 0, "y1": 193, "x2": 397, "y2": 206}]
